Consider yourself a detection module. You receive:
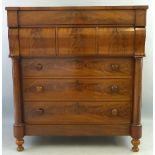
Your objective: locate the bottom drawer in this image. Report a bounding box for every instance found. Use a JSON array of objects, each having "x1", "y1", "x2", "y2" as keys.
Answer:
[{"x1": 24, "y1": 101, "x2": 131, "y2": 125}]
